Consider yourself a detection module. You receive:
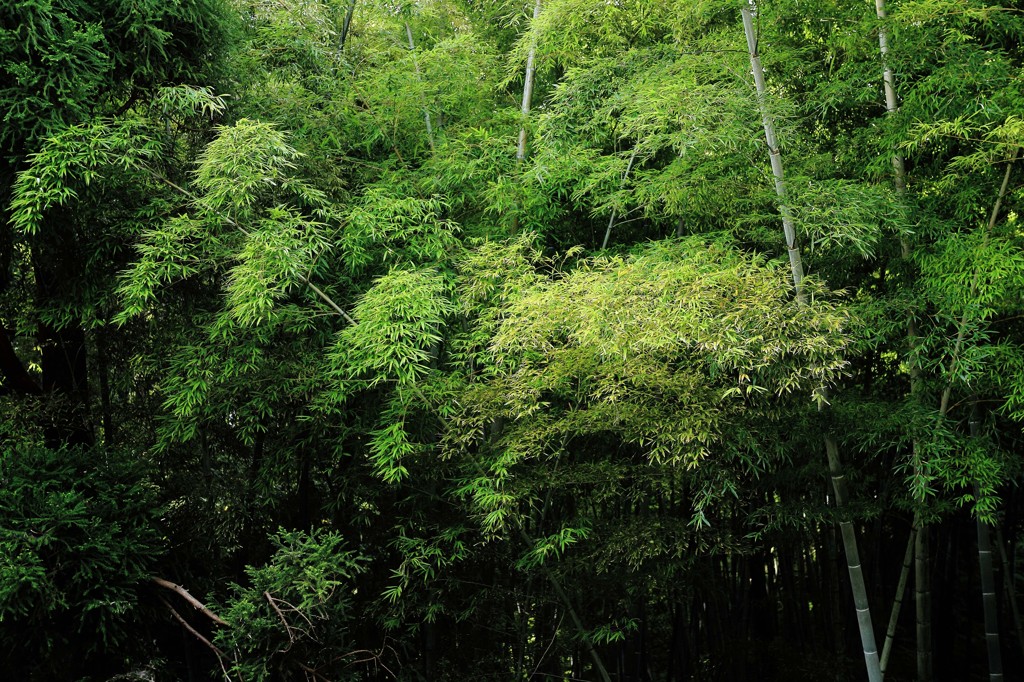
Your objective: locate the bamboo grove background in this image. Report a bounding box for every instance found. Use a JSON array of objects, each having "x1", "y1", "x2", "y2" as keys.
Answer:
[{"x1": 3, "y1": 0, "x2": 1024, "y2": 680}]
